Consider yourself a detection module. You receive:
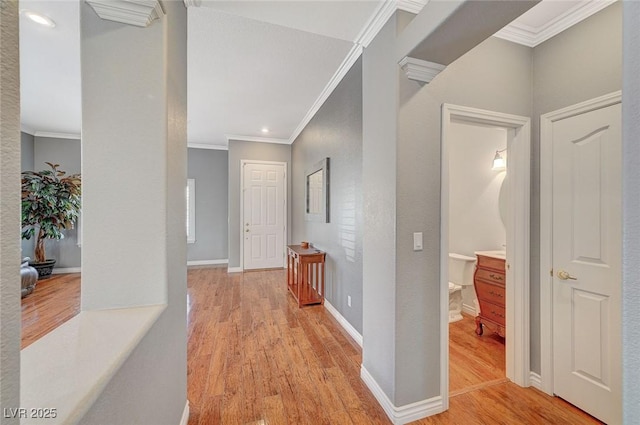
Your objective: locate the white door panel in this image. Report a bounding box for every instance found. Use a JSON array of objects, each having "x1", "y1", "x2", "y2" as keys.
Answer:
[
  {"x1": 552, "y1": 103, "x2": 621, "y2": 424},
  {"x1": 243, "y1": 162, "x2": 285, "y2": 270}
]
